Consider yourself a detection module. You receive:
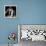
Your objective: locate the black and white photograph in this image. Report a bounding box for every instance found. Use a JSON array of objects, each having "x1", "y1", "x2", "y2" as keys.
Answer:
[
  {"x1": 4, "y1": 5, "x2": 16, "y2": 18},
  {"x1": 18, "y1": 25, "x2": 46, "y2": 41}
]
